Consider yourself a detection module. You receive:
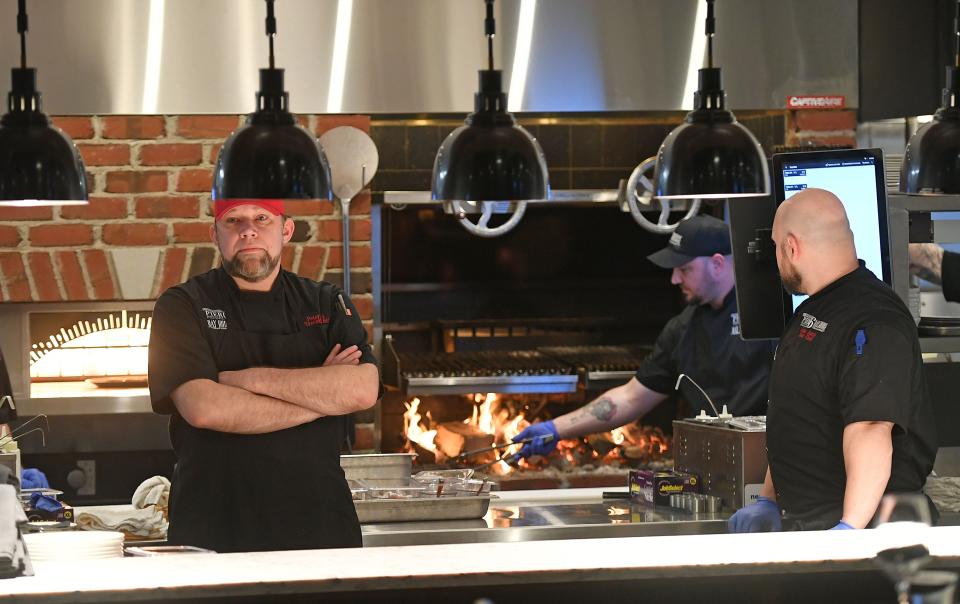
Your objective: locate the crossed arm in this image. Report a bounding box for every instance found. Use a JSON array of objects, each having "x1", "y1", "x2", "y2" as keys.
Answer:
[{"x1": 171, "y1": 344, "x2": 380, "y2": 435}]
